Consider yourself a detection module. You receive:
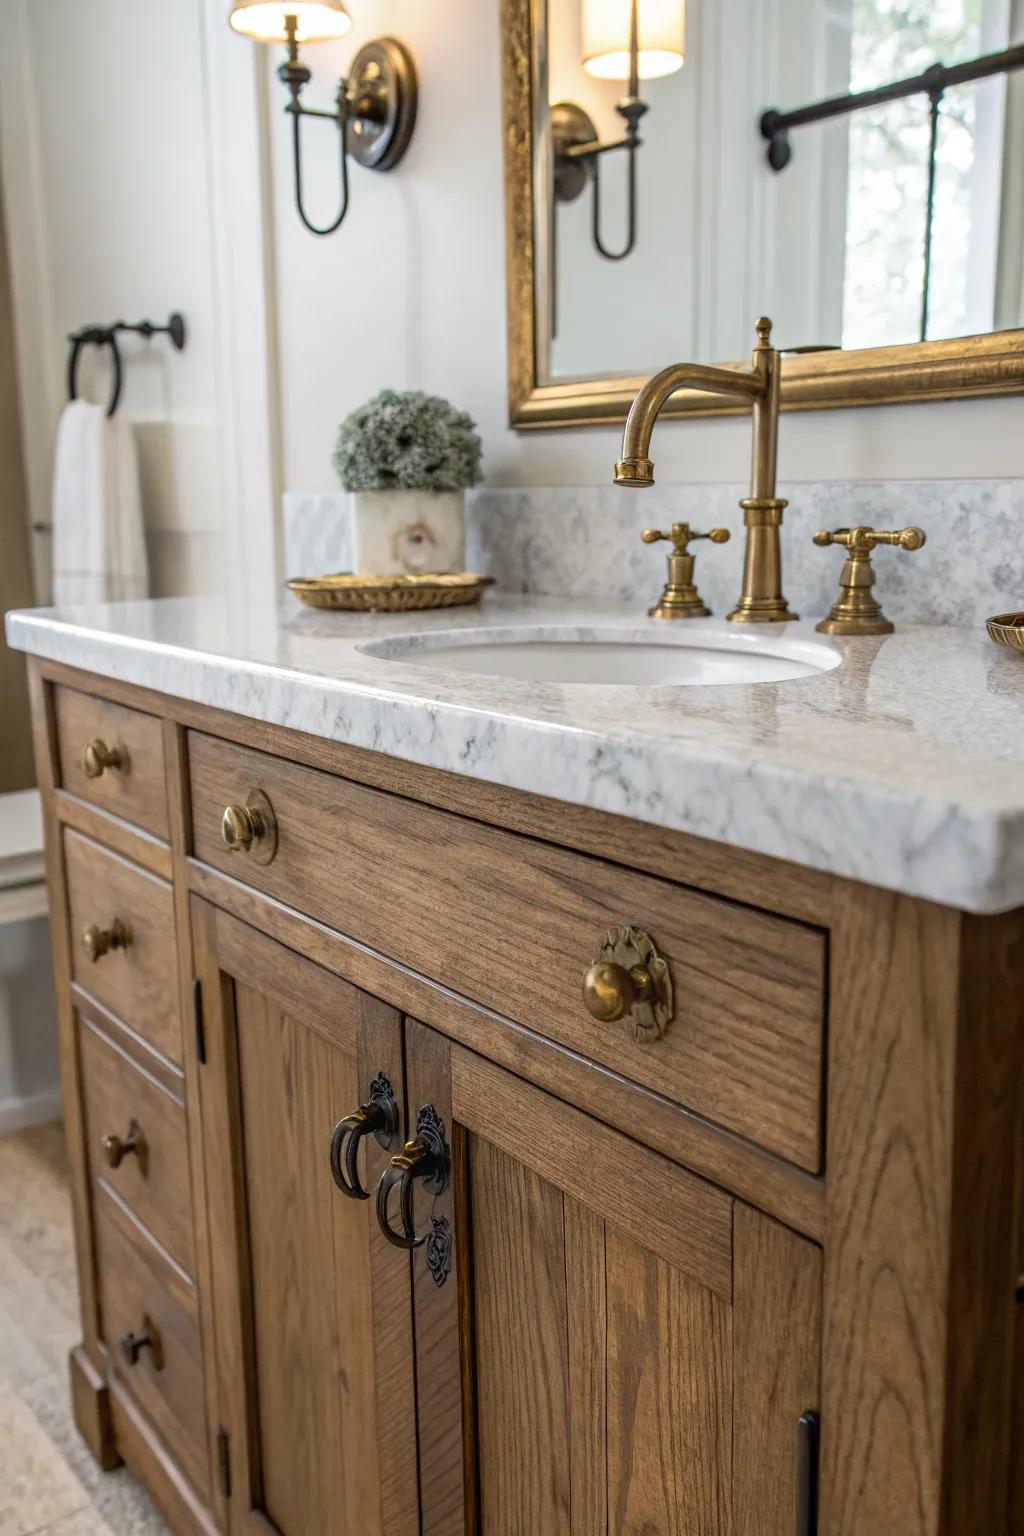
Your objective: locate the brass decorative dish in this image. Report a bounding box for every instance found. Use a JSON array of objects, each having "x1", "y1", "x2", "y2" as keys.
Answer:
[
  {"x1": 288, "y1": 572, "x2": 490, "y2": 613},
  {"x1": 986, "y1": 612, "x2": 1024, "y2": 654}
]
